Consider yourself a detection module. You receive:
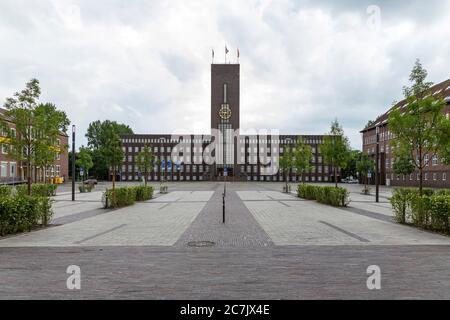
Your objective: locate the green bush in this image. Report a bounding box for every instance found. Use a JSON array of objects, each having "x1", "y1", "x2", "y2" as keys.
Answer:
[
  {"x1": 390, "y1": 187, "x2": 450, "y2": 234},
  {"x1": 0, "y1": 194, "x2": 52, "y2": 236},
  {"x1": 435, "y1": 189, "x2": 450, "y2": 196},
  {"x1": 390, "y1": 188, "x2": 416, "y2": 223},
  {"x1": 429, "y1": 195, "x2": 450, "y2": 232},
  {"x1": 103, "y1": 185, "x2": 154, "y2": 208},
  {"x1": 297, "y1": 184, "x2": 318, "y2": 200},
  {"x1": 16, "y1": 184, "x2": 57, "y2": 197},
  {"x1": 79, "y1": 184, "x2": 94, "y2": 193},
  {"x1": 0, "y1": 185, "x2": 13, "y2": 197},
  {"x1": 410, "y1": 194, "x2": 431, "y2": 228},
  {"x1": 297, "y1": 184, "x2": 349, "y2": 207}
]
